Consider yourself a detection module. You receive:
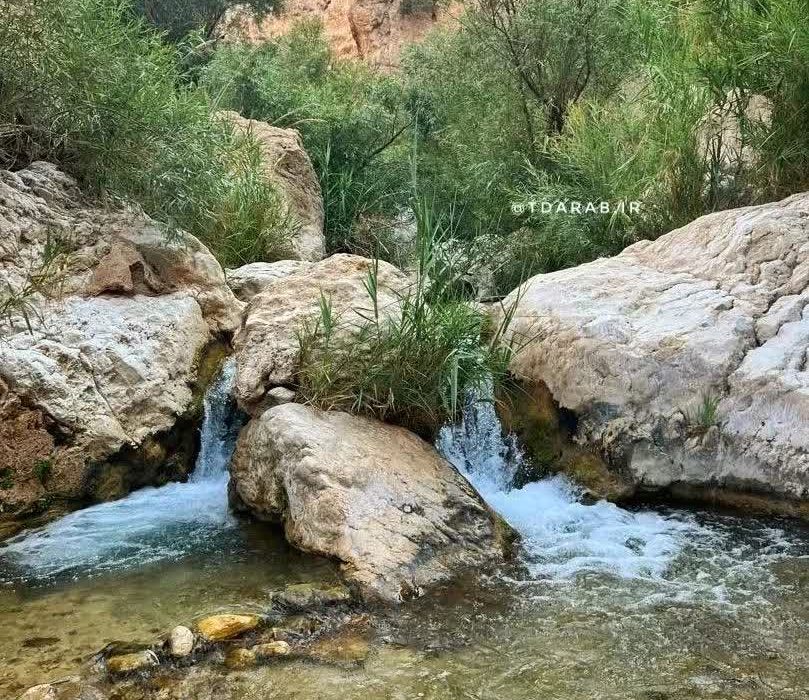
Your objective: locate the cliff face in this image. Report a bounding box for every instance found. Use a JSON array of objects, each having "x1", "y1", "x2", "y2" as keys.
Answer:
[{"x1": 221, "y1": 0, "x2": 456, "y2": 69}]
